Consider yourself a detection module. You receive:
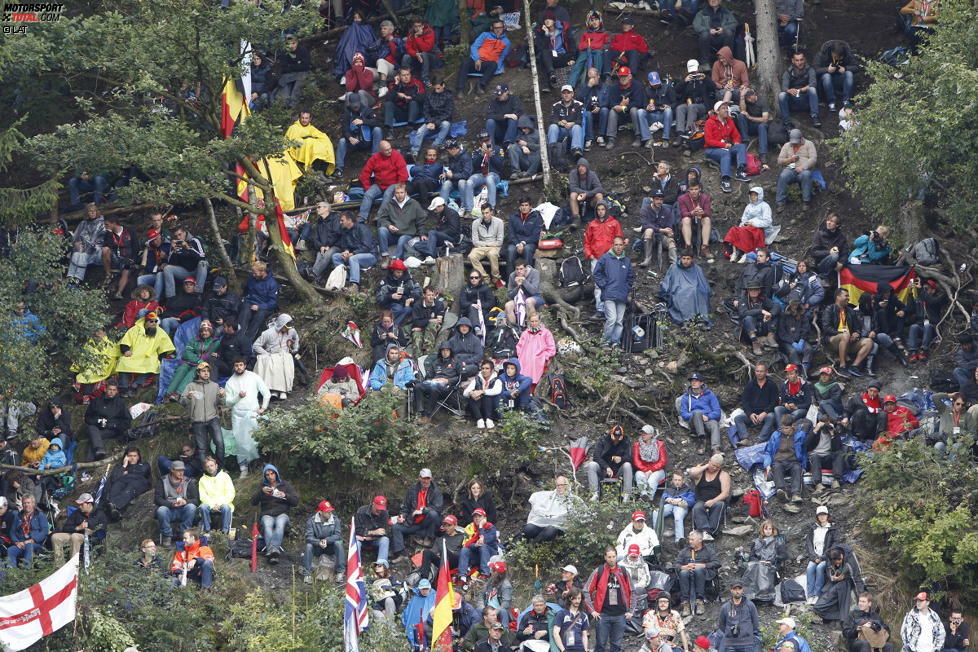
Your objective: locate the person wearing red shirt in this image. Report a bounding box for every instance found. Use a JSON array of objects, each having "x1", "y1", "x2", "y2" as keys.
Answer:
[
  {"x1": 583, "y1": 202, "x2": 623, "y2": 318},
  {"x1": 704, "y1": 101, "x2": 748, "y2": 193},
  {"x1": 358, "y1": 140, "x2": 409, "y2": 221},
  {"x1": 401, "y1": 19, "x2": 439, "y2": 86},
  {"x1": 874, "y1": 395, "x2": 920, "y2": 449},
  {"x1": 608, "y1": 16, "x2": 650, "y2": 76}
]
